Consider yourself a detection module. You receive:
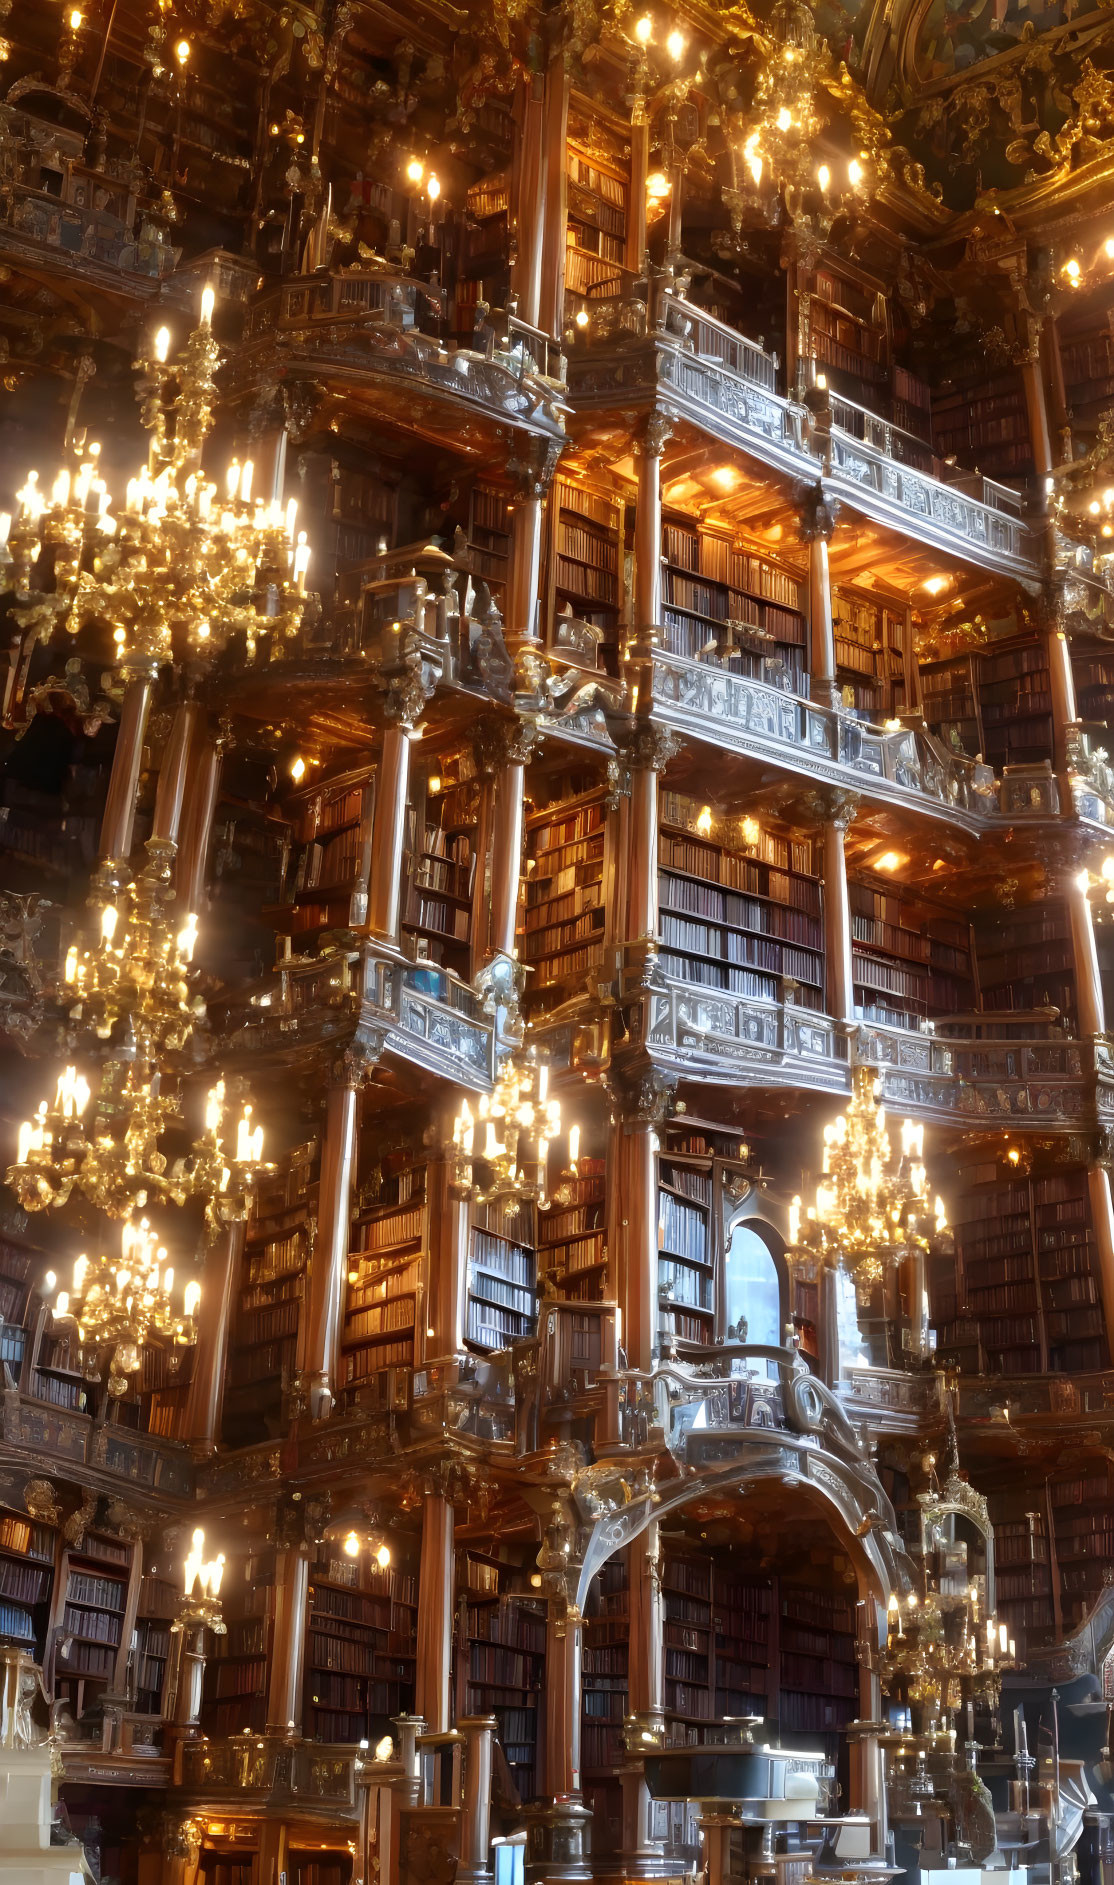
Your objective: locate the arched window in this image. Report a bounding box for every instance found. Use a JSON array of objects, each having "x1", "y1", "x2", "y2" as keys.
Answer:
[{"x1": 723, "y1": 1222, "x2": 783, "y2": 1345}]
